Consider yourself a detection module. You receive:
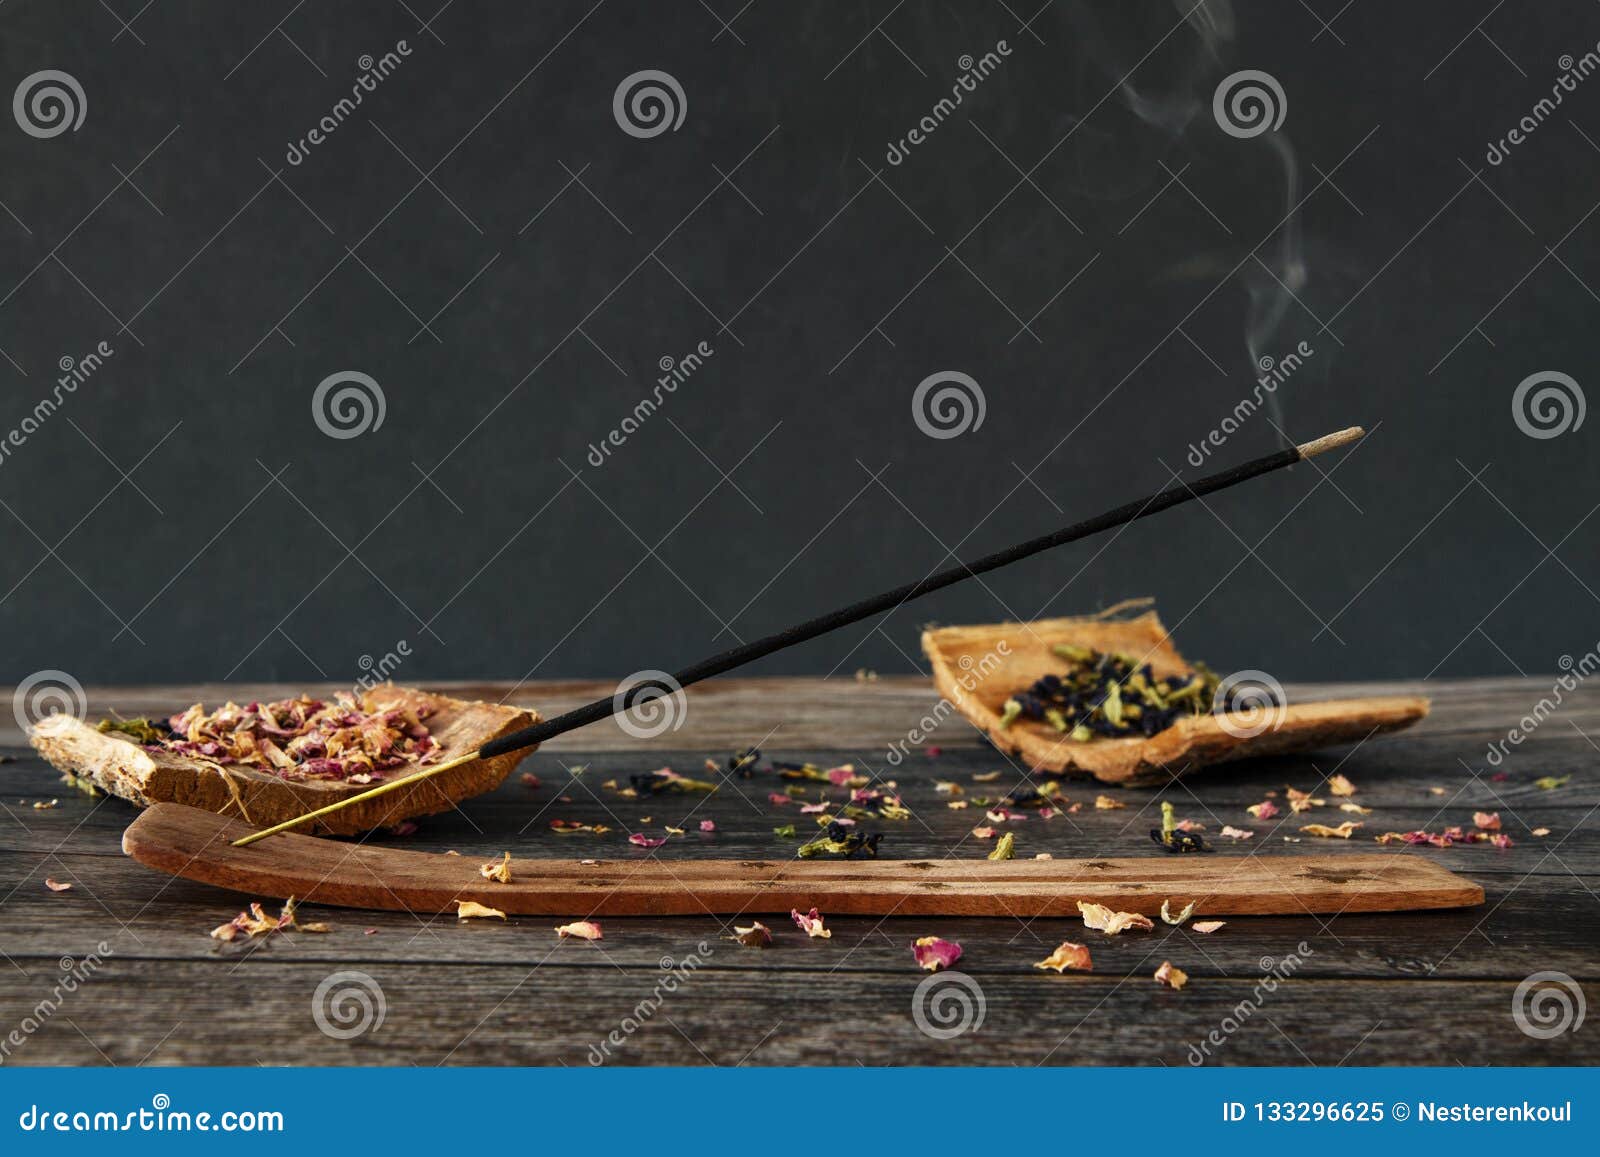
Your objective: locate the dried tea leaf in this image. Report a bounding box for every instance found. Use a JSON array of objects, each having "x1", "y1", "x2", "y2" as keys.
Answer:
[
  {"x1": 1191, "y1": 920, "x2": 1226, "y2": 934},
  {"x1": 1160, "y1": 898, "x2": 1197, "y2": 926},
  {"x1": 987, "y1": 832, "x2": 1016, "y2": 861},
  {"x1": 911, "y1": 936, "x2": 962, "y2": 972},
  {"x1": 457, "y1": 900, "x2": 507, "y2": 921},
  {"x1": 1078, "y1": 901, "x2": 1153, "y2": 935},
  {"x1": 479, "y1": 851, "x2": 512, "y2": 884},
  {"x1": 43, "y1": 878, "x2": 73, "y2": 892},
  {"x1": 773, "y1": 824, "x2": 797, "y2": 838},
  {"x1": 555, "y1": 919, "x2": 603, "y2": 940},
  {"x1": 1154, "y1": 960, "x2": 1189, "y2": 989},
  {"x1": 1034, "y1": 941, "x2": 1093, "y2": 973},
  {"x1": 1327, "y1": 773, "x2": 1358, "y2": 797},
  {"x1": 1300, "y1": 821, "x2": 1361, "y2": 839},
  {"x1": 730, "y1": 921, "x2": 771, "y2": 947},
  {"x1": 790, "y1": 907, "x2": 831, "y2": 939},
  {"x1": 1094, "y1": 794, "x2": 1125, "y2": 810},
  {"x1": 1534, "y1": 775, "x2": 1570, "y2": 790}
]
